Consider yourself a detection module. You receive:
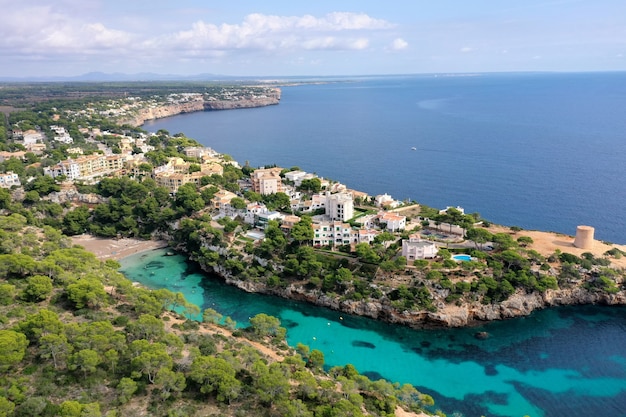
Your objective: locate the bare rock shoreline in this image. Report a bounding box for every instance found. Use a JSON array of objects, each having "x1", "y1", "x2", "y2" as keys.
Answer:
[
  {"x1": 119, "y1": 88, "x2": 281, "y2": 127},
  {"x1": 74, "y1": 234, "x2": 626, "y2": 329}
]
